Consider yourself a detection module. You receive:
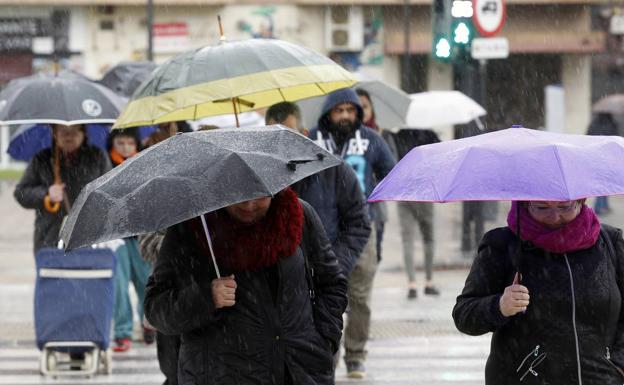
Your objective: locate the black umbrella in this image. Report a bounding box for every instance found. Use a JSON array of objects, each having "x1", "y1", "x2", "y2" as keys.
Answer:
[
  {"x1": 99, "y1": 61, "x2": 158, "y2": 97},
  {"x1": 61, "y1": 125, "x2": 341, "y2": 252},
  {"x1": 0, "y1": 71, "x2": 125, "y2": 126}
]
